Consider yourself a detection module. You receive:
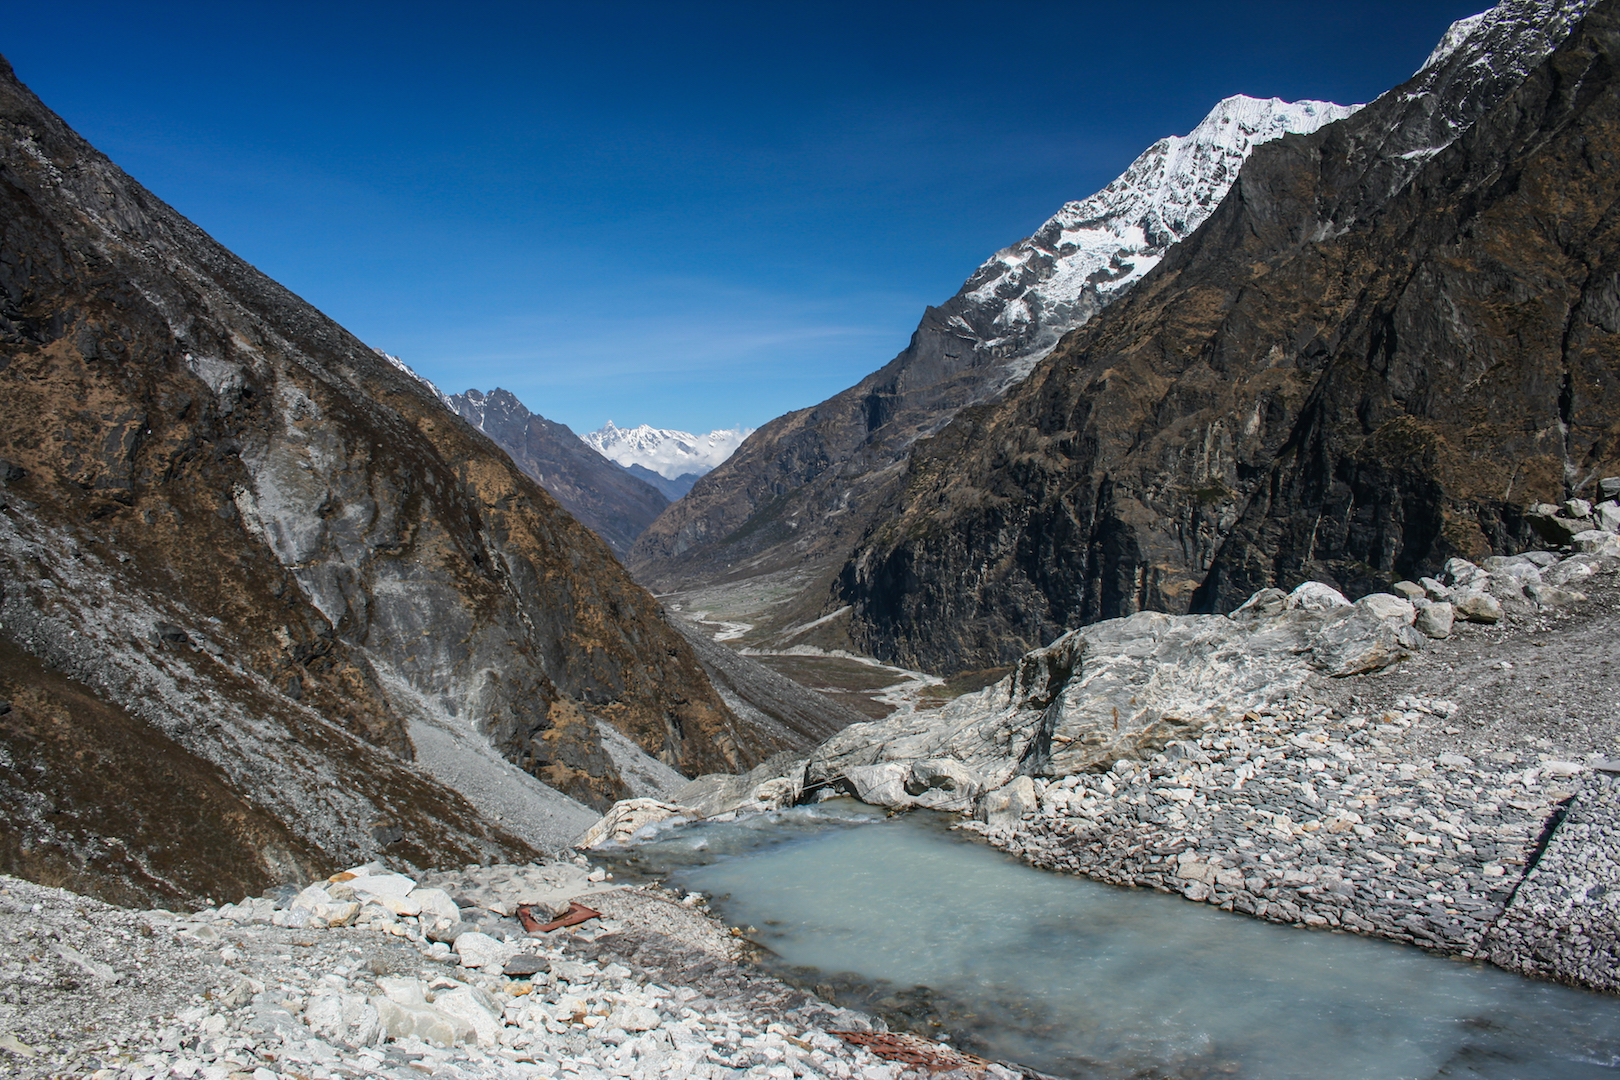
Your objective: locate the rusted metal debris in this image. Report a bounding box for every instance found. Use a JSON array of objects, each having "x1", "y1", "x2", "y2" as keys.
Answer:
[
  {"x1": 515, "y1": 901, "x2": 602, "y2": 934},
  {"x1": 830, "y1": 1030, "x2": 995, "y2": 1074}
]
